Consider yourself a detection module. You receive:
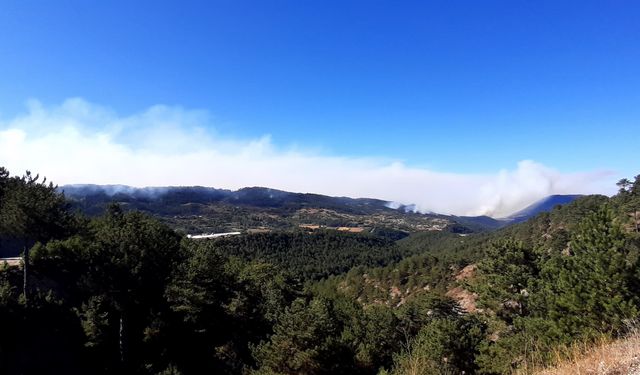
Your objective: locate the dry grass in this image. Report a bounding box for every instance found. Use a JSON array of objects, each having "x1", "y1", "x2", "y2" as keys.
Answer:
[{"x1": 523, "y1": 330, "x2": 640, "y2": 375}]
